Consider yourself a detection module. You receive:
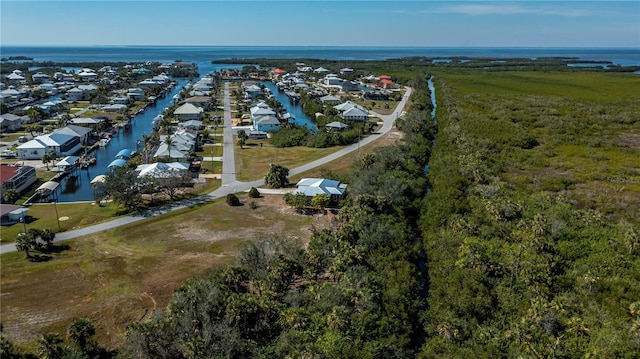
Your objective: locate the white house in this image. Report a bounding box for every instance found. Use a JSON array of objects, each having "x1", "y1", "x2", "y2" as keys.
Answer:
[
  {"x1": 340, "y1": 68, "x2": 354, "y2": 75},
  {"x1": 135, "y1": 162, "x2": 190, "y2": 179},
  {"x1": 16, "y1": 133, "x2": 81, "y2": 160},
  {"x1": 52, "y1": 125, "x2": 93, "y2": 145},
  {"x1": 127, "y1": 88, "x2": 145, "y2": 101},
  {"x1": 31, "y1": 72, "x2": 51, "y2": 83},
  {"x1": 334, "y1": 101, "x2": 369, "y2": 122},
  {"x1": 78, "y1": 70, "x2": 98, "y2": 82},
  {"x1": 173, "y1": 103, "x2": 204, "y2": 121},
  {"x1": 0, "y1": 114, "x2": 28, "y2": 132},
  {"x1": 66, "y1": 87, "x2": 85, "y2": 102},
  {"x1": 295, "y1": 178, "x2": 347, "y2": 203}
]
